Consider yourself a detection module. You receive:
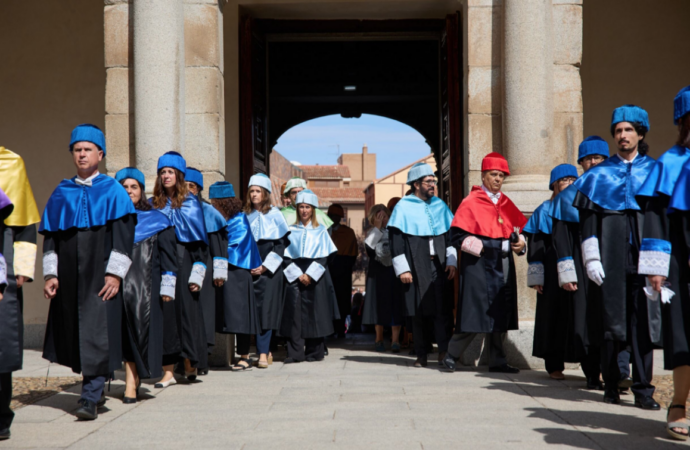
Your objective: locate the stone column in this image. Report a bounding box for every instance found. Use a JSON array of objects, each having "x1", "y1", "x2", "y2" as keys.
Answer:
[
  {"x1": 133, "y1": 0, "x2": 186, "y2": 185},
  {"x1": 502, "y1": 0, "x2": 559, "y2": 213}
]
